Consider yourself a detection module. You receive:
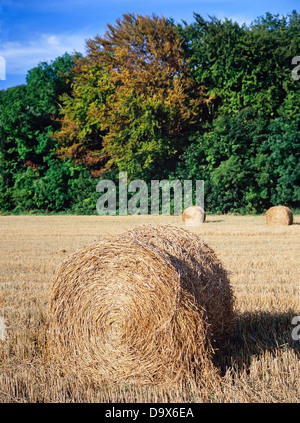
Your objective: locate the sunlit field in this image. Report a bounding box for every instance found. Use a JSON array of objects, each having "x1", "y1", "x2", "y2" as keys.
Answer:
[{"x1": 0, "y1": 214, "x2": 299, "y2": 403}]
